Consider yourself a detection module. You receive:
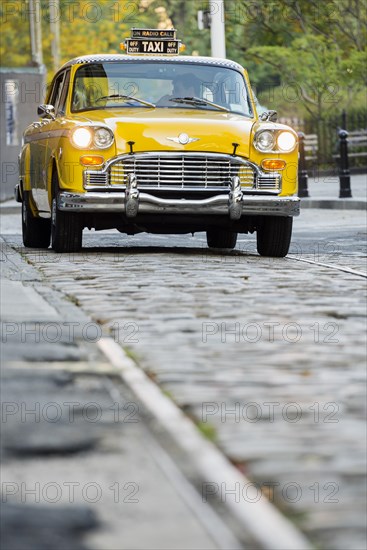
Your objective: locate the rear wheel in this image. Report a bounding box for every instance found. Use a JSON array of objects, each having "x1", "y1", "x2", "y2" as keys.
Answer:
[
  {"x1": 22, "y1": 191, "x2": 51, "y2": 248},
  {"x1": 256, "y1": 216, "x2": 293, "y2": 257},
  {"x1": 206, "y1": 229, "x2": 237, "y2": 250},
  {"x1": 51, "y1": 174, "x2": 82, "y2": 253}
]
